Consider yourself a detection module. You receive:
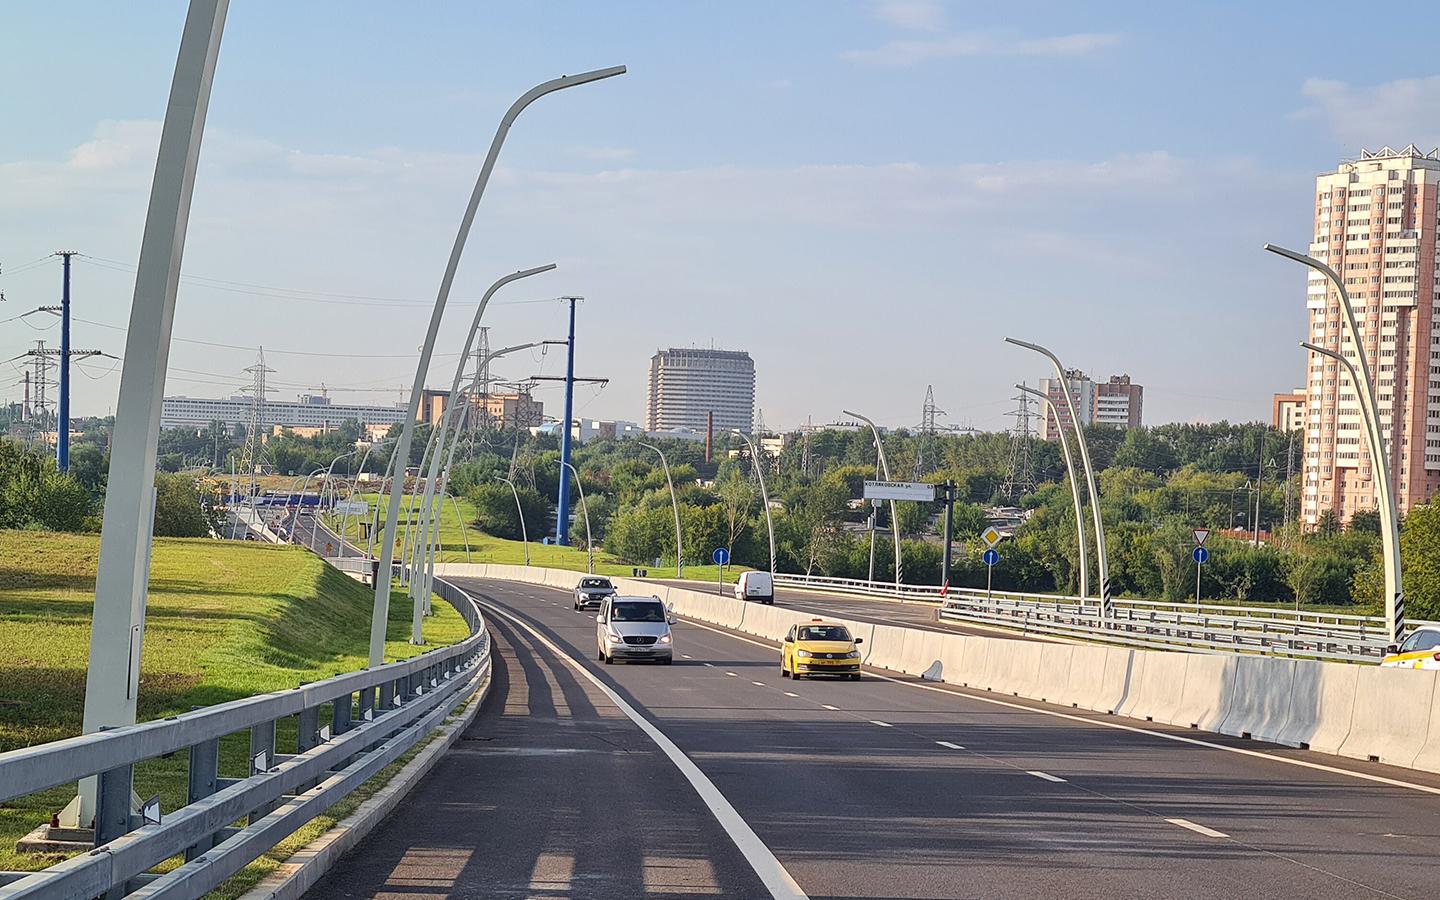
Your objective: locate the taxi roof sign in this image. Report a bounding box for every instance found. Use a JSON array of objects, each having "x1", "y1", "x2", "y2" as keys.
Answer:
[{"x1": 981, "y1": 526, "x2": 1004, "y2": 548}]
